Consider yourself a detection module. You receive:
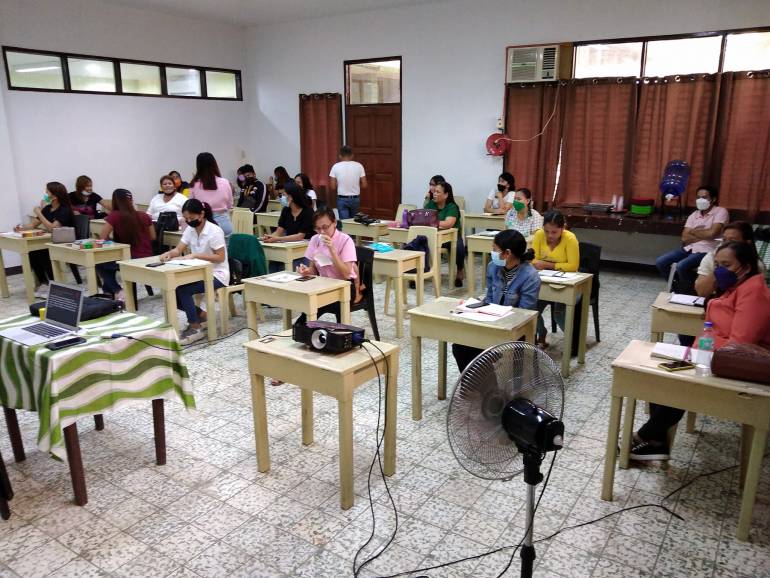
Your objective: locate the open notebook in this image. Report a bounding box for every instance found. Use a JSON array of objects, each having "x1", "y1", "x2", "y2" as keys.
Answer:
[
  {"x1": 669, "y1": 293, "x2": 705, "y2": 307},
  {"x1": 651, "y1": 342, "x2": 713, "y2": 365}
]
